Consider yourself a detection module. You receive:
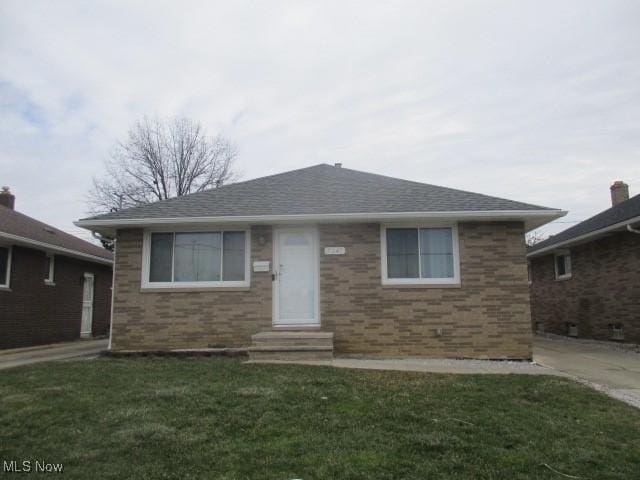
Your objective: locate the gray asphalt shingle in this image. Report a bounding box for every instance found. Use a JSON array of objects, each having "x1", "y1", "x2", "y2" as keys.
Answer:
[
  {"x1": 82, "y1": 164, "x2": 555, "y2": 222},
  {"x1": 528, "y1": 193, "x2": 640, "y2": 253},
  {"x1": 1, "y1": 206, "x2": 113, "y2": 261}
]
